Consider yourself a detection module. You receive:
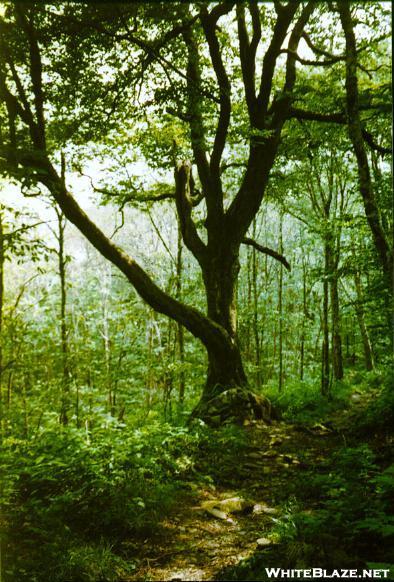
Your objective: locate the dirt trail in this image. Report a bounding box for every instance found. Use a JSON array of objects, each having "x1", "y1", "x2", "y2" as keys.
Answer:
[{"x1": 126, "y1": 416, "x2": 350, "y2": 582}]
